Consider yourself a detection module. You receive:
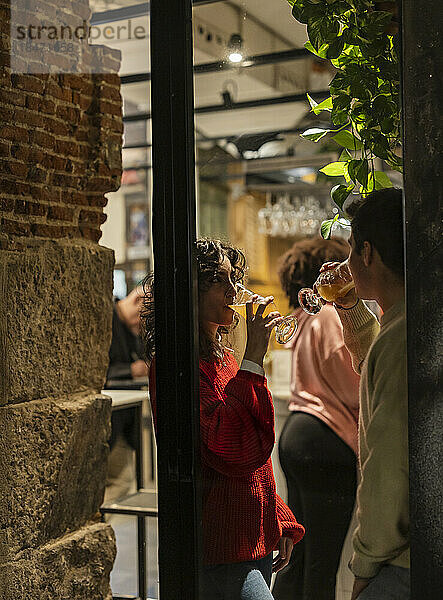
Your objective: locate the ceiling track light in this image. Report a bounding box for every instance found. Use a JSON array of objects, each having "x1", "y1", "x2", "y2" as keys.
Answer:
[{"x1": 227, "y1": 33, "x2": 243, "y2": 63}]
